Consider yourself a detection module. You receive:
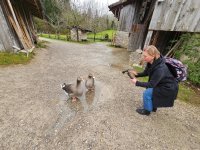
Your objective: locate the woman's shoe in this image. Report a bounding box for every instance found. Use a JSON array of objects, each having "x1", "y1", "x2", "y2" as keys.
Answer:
[{"x1": 136, "y1": 108, "x2": 150, "y2": 116}]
